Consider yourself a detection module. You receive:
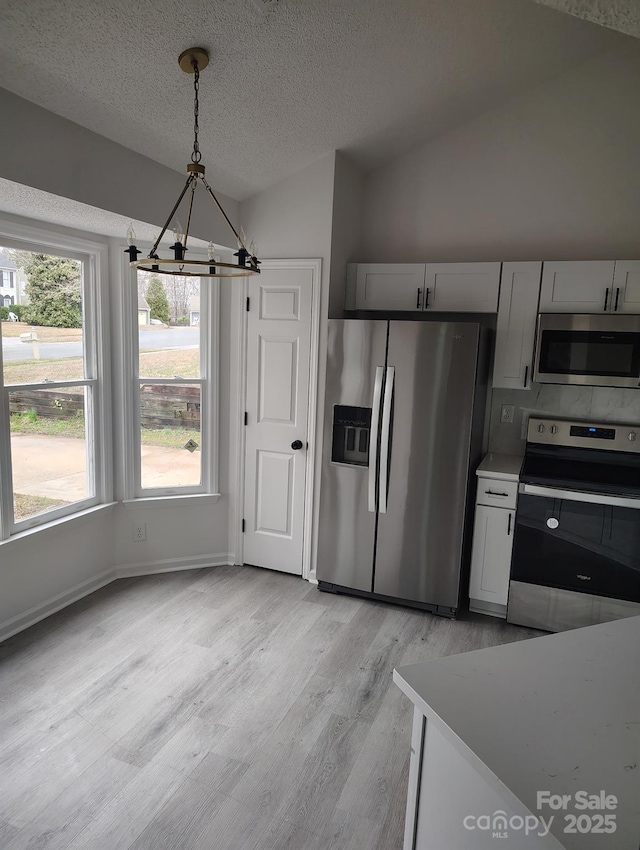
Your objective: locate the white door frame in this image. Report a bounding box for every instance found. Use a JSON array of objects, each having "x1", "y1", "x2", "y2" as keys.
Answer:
[{"x1": 229, "y1": 259, "x2": 322, "y2": 580}]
